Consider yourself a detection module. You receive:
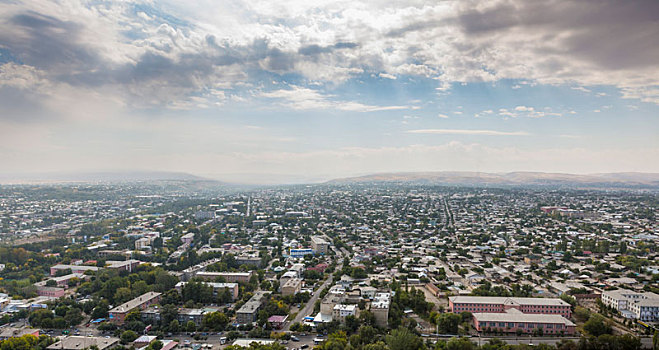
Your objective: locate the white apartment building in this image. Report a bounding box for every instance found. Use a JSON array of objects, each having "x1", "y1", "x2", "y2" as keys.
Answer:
[
  {"x1": 602, "y1": 289, "x2": 659, "y2": 321},
  {"x1": 332, "y1": 304, "x2": 357, "y2": 323}
]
